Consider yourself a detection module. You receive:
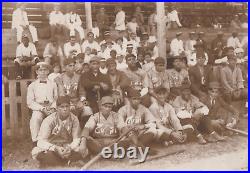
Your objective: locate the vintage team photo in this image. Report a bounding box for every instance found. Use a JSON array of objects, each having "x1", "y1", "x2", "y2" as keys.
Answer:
[{"x1": 2, "y1": 2, "x2": 248, "y2": 170}]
